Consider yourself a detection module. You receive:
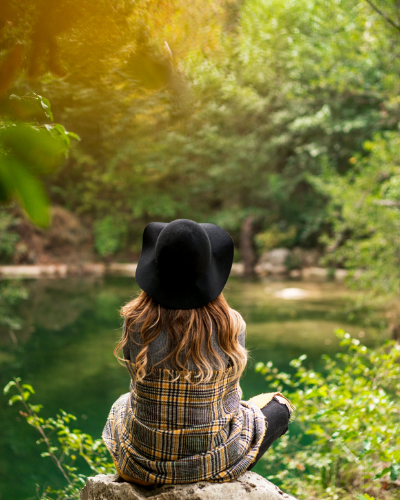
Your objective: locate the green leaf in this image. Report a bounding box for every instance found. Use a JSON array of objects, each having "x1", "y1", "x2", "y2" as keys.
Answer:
[
  {"x1": 3, "y1": 380, "x2": 16, "y2": 394},
  {"x1": 0, "y1": 156, "x2": 50, "y2": 227},
  {"x1": 22, "y1": 384, "x2": 35, "y2": 394},
  {"x1": 39, "y1": 96, "x2": 53, "y2": 121},
  {"x1": 53, "y1": 124, "x2": 71, "y2": 148},
  {"x1": 5, "y1": 93, "x2": 51, "y2": 121},
  {"x1": 8, "y1": 394, "x2": 22, "y2": 405},
  {"x1": 30, "y1": 404, "x2": 43, "y2": 413},
  {"x1": 390, "y1": 463, "x2": 400, "y2": 481},
  {"x1": 374, "y1": 466, "x2": 390, "y2": 479},
  {"x1": 0, "y1": 123, "x2": 68, "y2": 174},
  {"x1": 66, "y1": 131, "x2": 80, "y2": 141}
]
